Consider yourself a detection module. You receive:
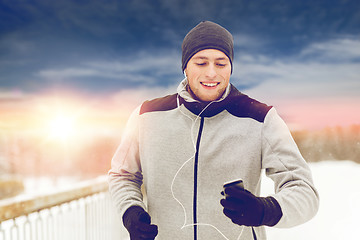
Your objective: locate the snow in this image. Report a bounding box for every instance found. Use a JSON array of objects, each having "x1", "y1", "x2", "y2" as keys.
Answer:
[
  {"x1": 262, "y1": 160, "x2": 360, "y2": 240},
  {"x1": 4, "y1": 160, "x2": 360, "y2": 240},
  {"x1": 22, "y1": 176, "x2": 81, "y2": 195}
]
